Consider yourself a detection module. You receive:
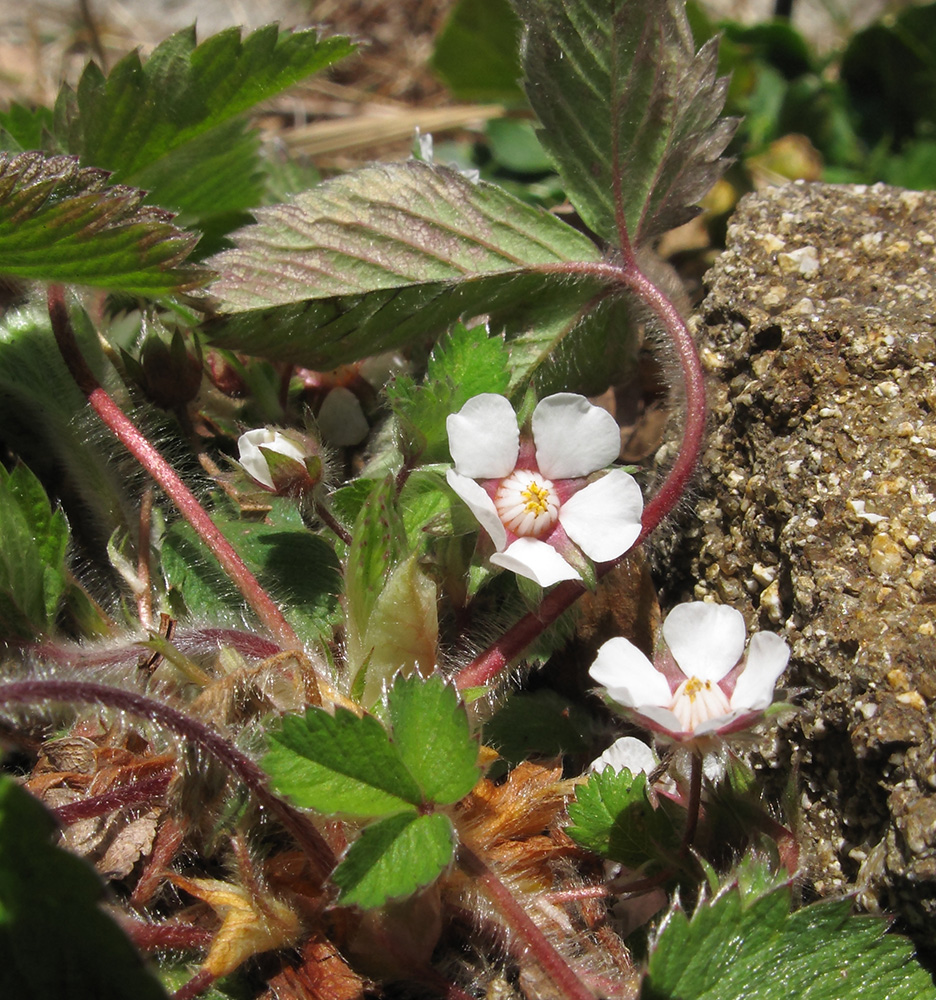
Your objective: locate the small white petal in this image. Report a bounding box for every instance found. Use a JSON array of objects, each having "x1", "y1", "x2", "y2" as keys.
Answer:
[
  {"x1": 558, "y1": 469, "x2": 643, "y2": 561},
  {"x1": 694, "y1": 710, "x2": 744, "y2": 736},
  {"x1": 317, "y1": 386, "x2": 369, "y2": 446},
  {"x1": 446, "y1": 394, "x2": 518, "y2": 478},
  {"x1": 446, "y1": 470, "x2": 507, "y2": 550},
  {"x1": 490, "y1": 537, "x2": 581, "y2": 586},
  {"x1": 532, "y1": 393, "x2": 621, "y2": 479},
  {"x1": 238, "y1": 429, "x2": 306, "y2": 489},
  {"x1": 590, "y1": 736, "x2": 658, "y2": 775},
  {"x1": 730, "y1": 632, "x2": 790, "y2": 711},
  {"x1": 633, "y1": 704, "x2": 687, "y2": 734},
  {"x1": 662, "y1": 602, "x2": 746, "y2": 683},
  {"x1": 589, "y1": 637, "x2": 672, "y2": 707}
]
